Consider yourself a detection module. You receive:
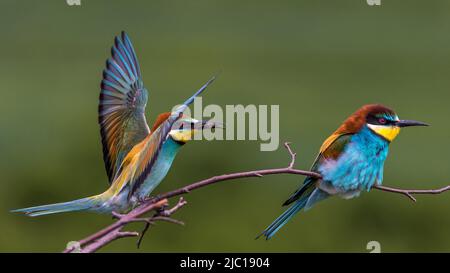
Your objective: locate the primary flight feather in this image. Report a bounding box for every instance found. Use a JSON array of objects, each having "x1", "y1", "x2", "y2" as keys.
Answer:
[{"x1": 12, "y1": 32, "x2": 220, "y2": 216}]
